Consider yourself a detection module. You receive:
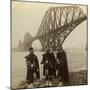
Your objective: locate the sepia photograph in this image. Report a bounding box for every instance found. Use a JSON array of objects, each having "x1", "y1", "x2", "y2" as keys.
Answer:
[{"x1": 11, "y1": 0, "x2": 88, "y2": 89}]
